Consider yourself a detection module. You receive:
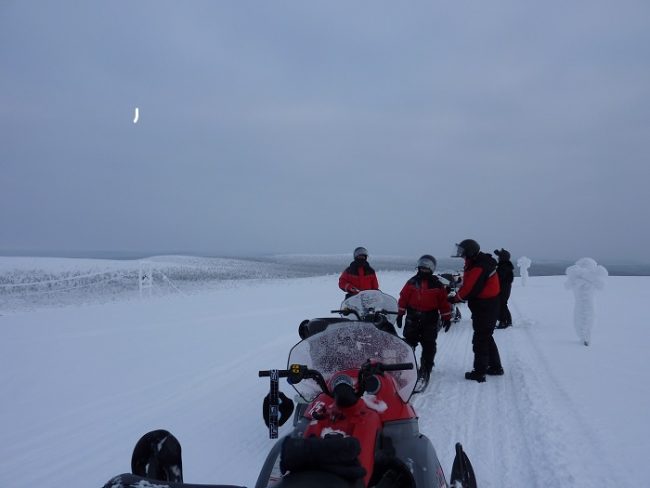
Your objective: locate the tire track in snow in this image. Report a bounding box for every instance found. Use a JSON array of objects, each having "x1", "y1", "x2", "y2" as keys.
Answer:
[
  {"x1": 411, "y1": 301, "x2": 612, "y2": 487},
  {"x1": 510, "y1": 300, "x2": 623, "y2": 486},
  {"x1": 505, "y1": 296, "x2": 623, "y2": 486}
]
